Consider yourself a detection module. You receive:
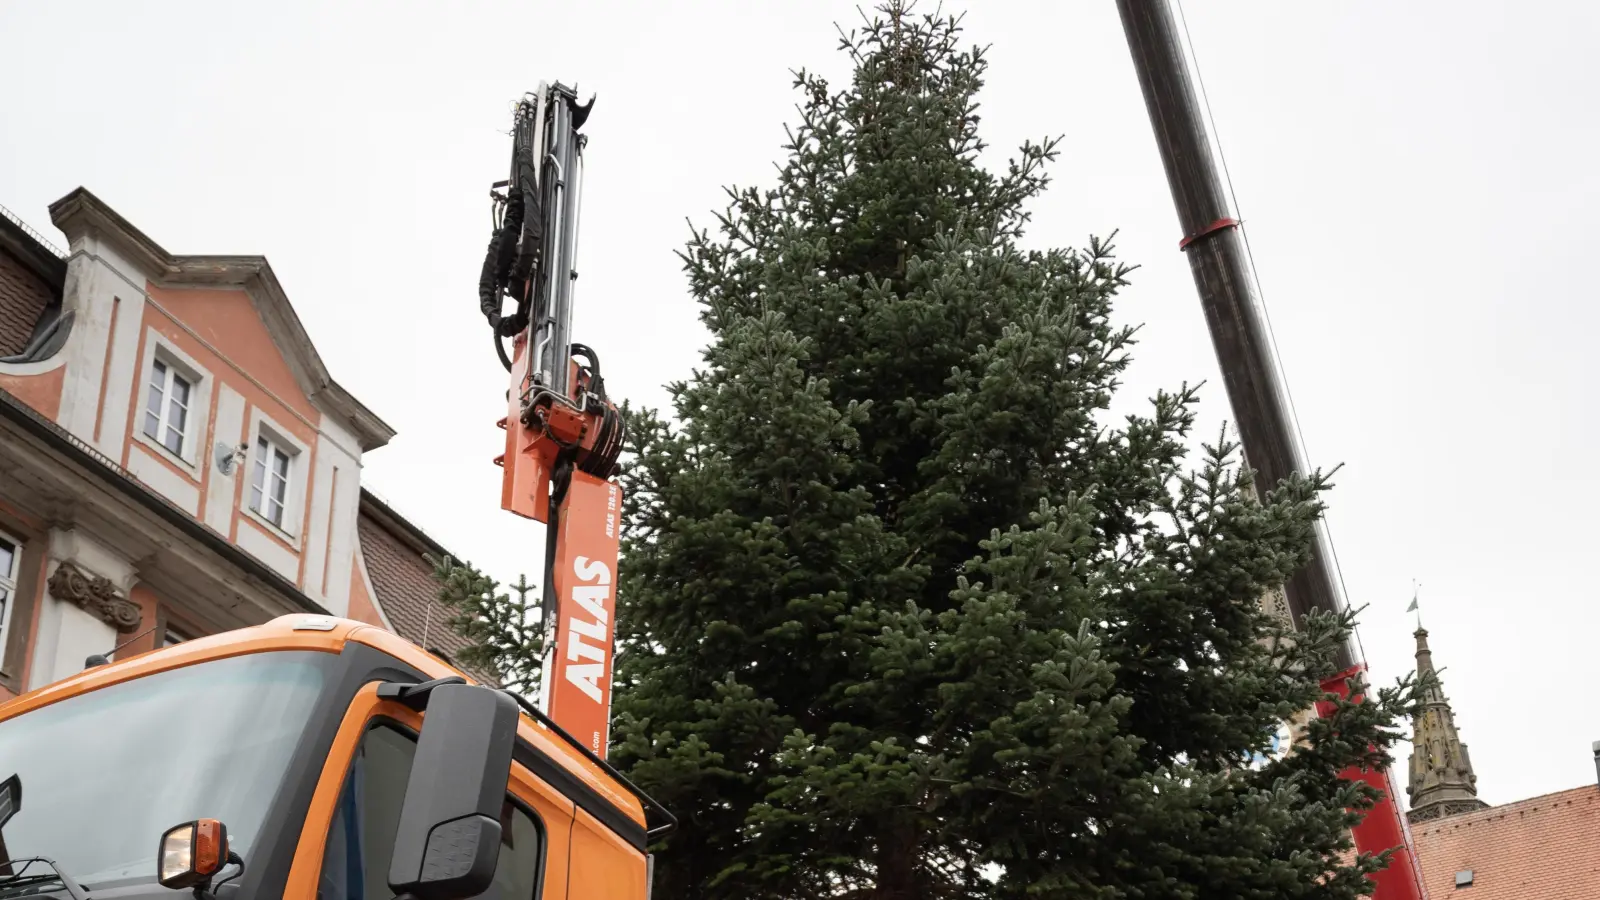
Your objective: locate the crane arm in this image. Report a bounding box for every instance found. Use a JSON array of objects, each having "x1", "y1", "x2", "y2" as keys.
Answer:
[
  {"x1": 1115, "y1": 4, "x2": 1427, "y2": 896},
  {"x1": 483, "y1": 82, "x2": 625, "y2": 759}
]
